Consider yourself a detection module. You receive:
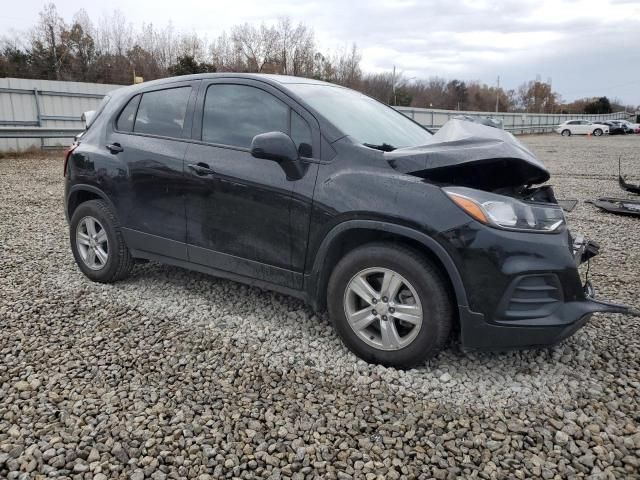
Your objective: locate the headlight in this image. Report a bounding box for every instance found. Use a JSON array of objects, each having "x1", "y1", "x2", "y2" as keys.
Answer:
[{"x1": 443, "y1": 186, "x2": 565, "y2": 233}]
